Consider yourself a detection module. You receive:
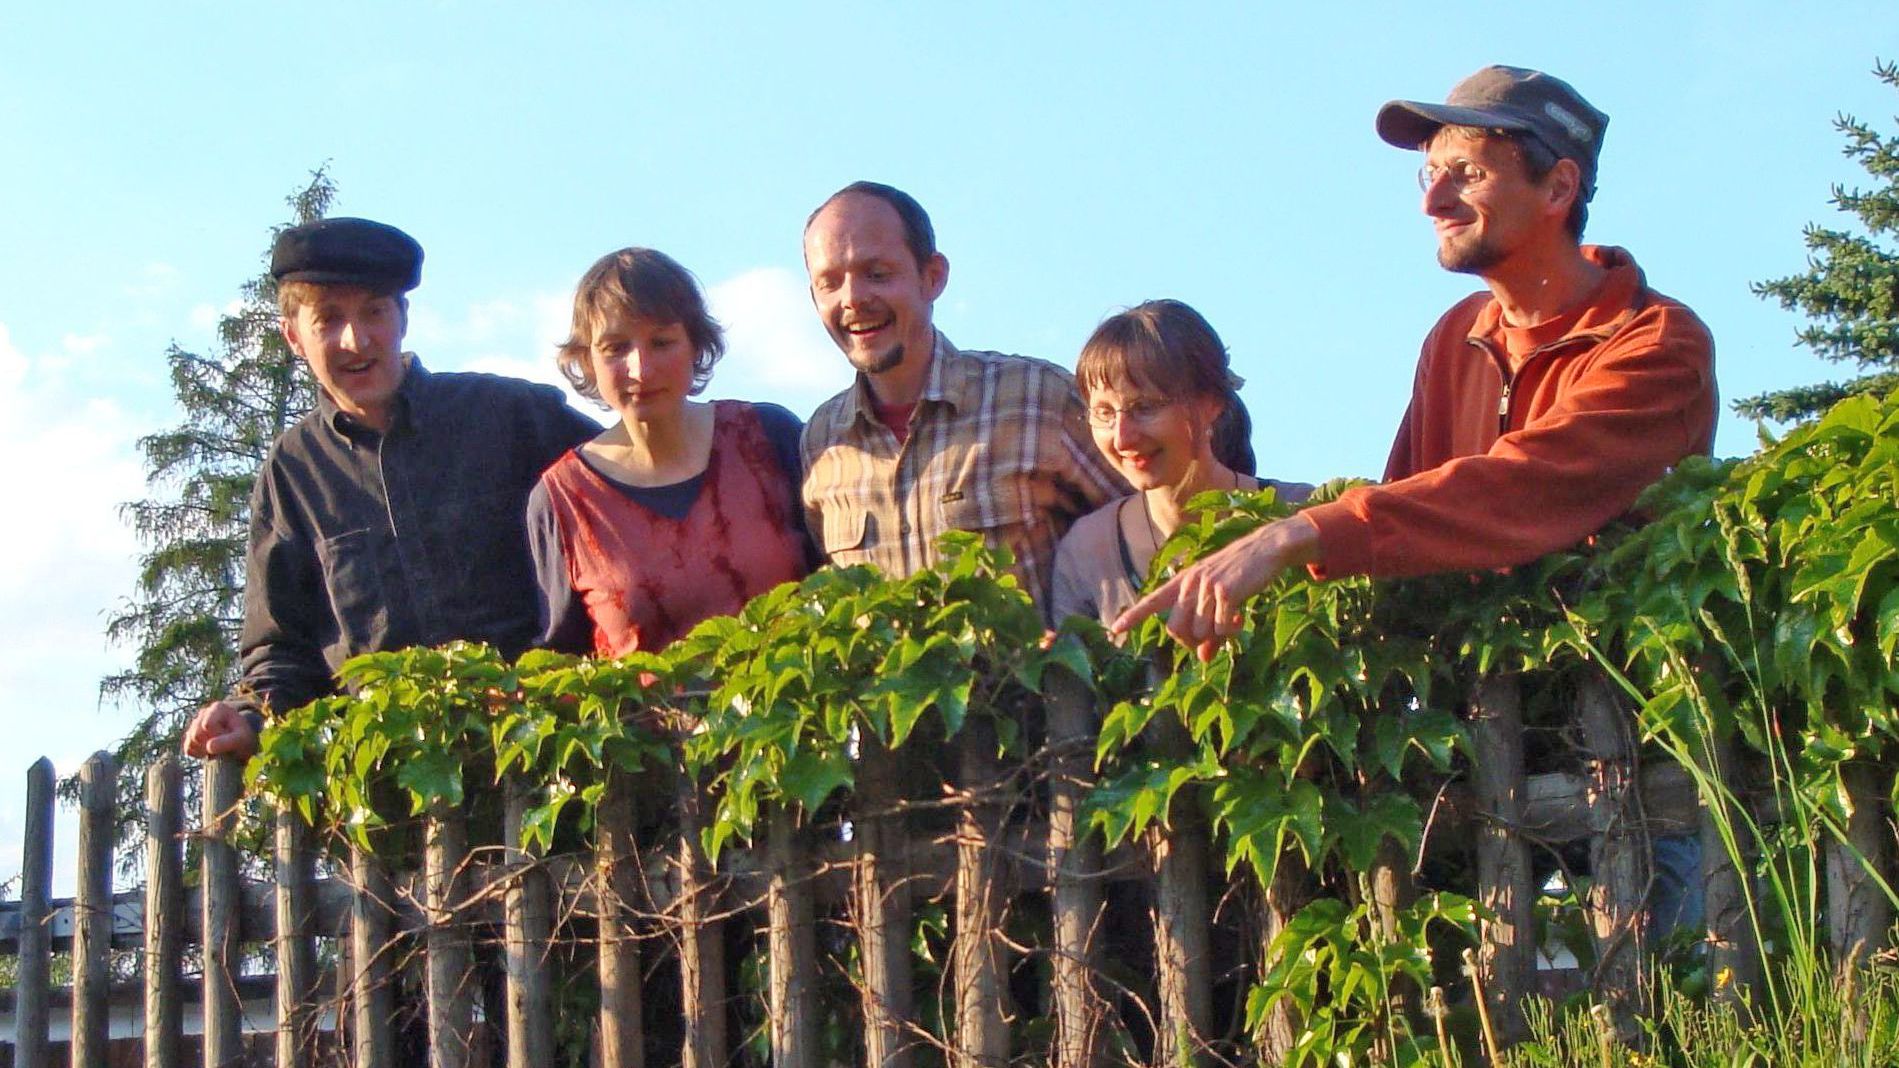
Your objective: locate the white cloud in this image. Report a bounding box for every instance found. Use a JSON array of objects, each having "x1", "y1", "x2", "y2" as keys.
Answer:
[
  {"x1": 705, "y1": 267, "x2": 851, "y2": 417},
  {"x1": 61, "y1": 332, "x2": 109, "y2": 356},
  {"x1": 533, "y1": 292, "x2": 574, "y2": 356},
  {"x1": 0, "y1": 324, "x2": 144, "y2": 604},
  {"x1": 458, "y1": 293, "x2": 579, "y2": 392},
  {"x1": 36, "y1": 332, "x2": 114, "y2": 379},
  {"x1": 188, "y1": 298, "x2": 245, "y2": 333},
  {"x1": 123, "y1": 261, "x2": 181, "y2": 301},
  {"x1": 0, "y1": 322, "x2": 148, "y2": 893},
  {"x1": 413, "y1": 294, "x2": 533, "y2": 359},
  {"x1": 414, "y1": 270, "x2": 851, "y2": 421},
  {"x1": 408, "y1": 291, "x2": 581, "y2": 398},
  {"x1": 461, "y1": 353, "x2": 578, "y2": 395},
  {"x1": 408, "y1": 293, "x2": 568, "y2": 358}
]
